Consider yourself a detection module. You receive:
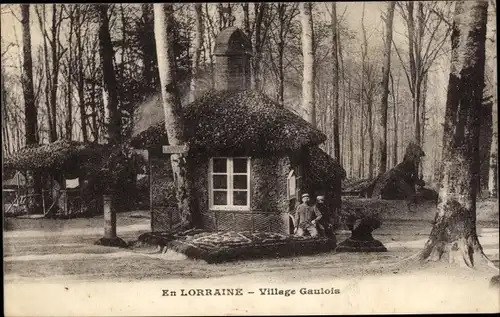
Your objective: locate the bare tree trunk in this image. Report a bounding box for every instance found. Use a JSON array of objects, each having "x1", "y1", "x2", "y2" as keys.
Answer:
[
  {"x1": 276, "y1": 3, "x2": 286, "y2": 104},
  {"x1": 21, "y1": 5, "x2": 38, "y2": 145},
  {"x1": 376, "y1": 2, "x2": 396, "y2": 175},
  {"x1": 489, "y1": 105, "x2": 498, "y2": 198},
  {"x1": 21, "y1": 4, "x2": 43, "y2": 214},
  {"x1": 1, "y1": 70, "x2": 10, "y2": 155},
  {"x1": 390, "y1": 71, "x2": 399, "y2": 167},
  {"x1": 94, "y1": 4, "x2": 127, "y2": 247},
  {"x1": 367, "y1": 97, "x2": 374, "y2": 179},
  {"x1": 49, "y1": 4, "x2": 62, "y2": 142},
  {"x1": 348, "y1": 79, "x2": 354, "y2": 177},
  {"x1": 331, "y1": 3, "x2": 340, "y2": 160},
  {"x1": 154, "y1": 3, "x2": 193, "y2": 229},
  {"x1": 140, "y1": 4, "x2": 155, "y2": 91},
  {"x1": 253, "y1": 3, "x2": 267, "y2": 90},
  {"x1": 360, "y1": 98, "x2": 365, "y2": 178},
  {"x1": 300, "y1": 2, "x2": 316, "y2": 128},
  {"x1": 420, "y1": 0, "x2": 492, "y2": 268},
  {"x1": 98, "y1": 4, "x2": 121, "y2": 144},
  {"x1": 65, "y1": 6, "x2": 75, "y2": 140},
  {"x1": 190, "y1": 4, "x2": 203, "y2": 103},
  {"x1": 76, "y1": 6, "x2": 88, "y2": 142}
]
